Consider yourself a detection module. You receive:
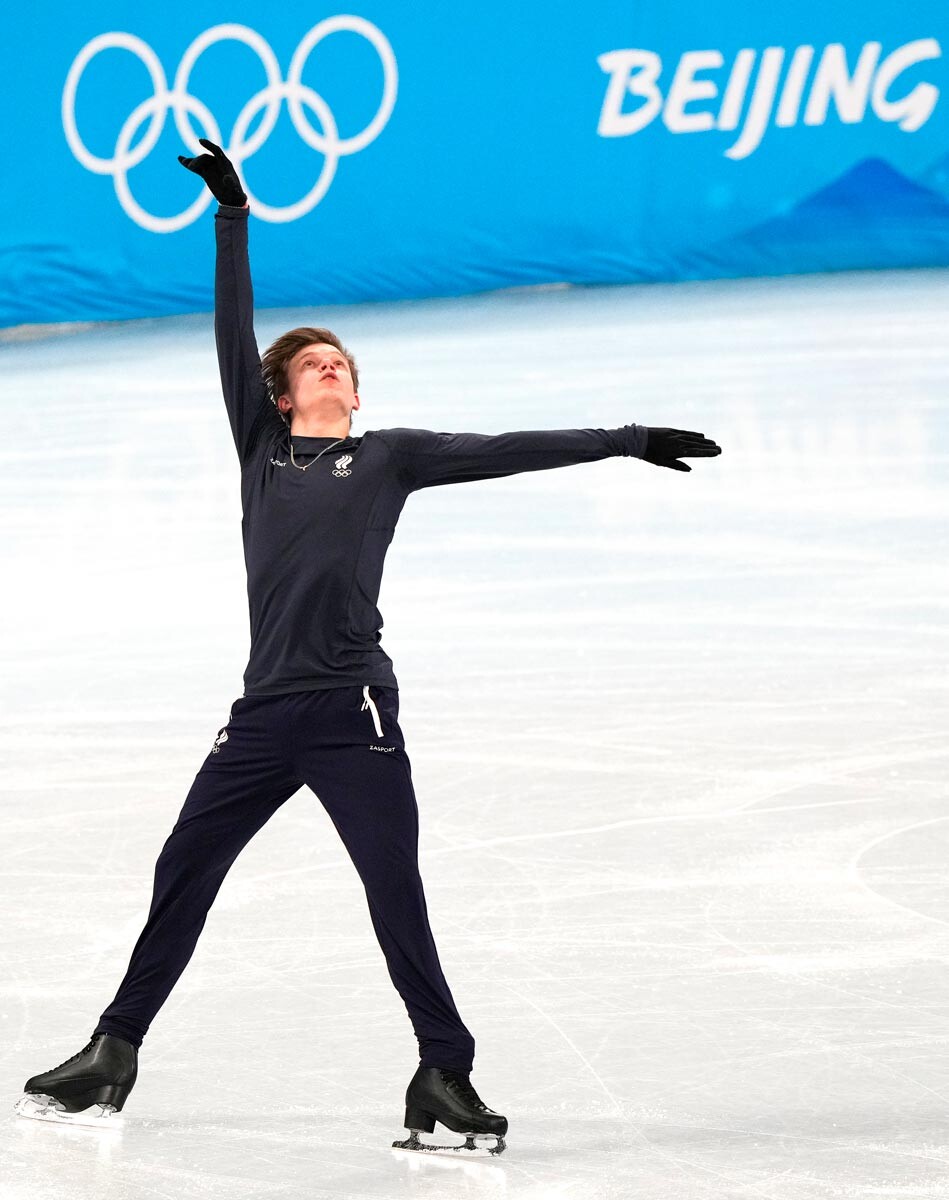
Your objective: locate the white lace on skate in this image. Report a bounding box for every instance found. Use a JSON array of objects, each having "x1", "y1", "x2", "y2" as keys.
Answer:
[
  {"x1": 391, "y1": 1129, "x2": 505, "y2": 1157},
  {"x1": 13, "y1": 1093, "x2": 124, "y2": 1128}
]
